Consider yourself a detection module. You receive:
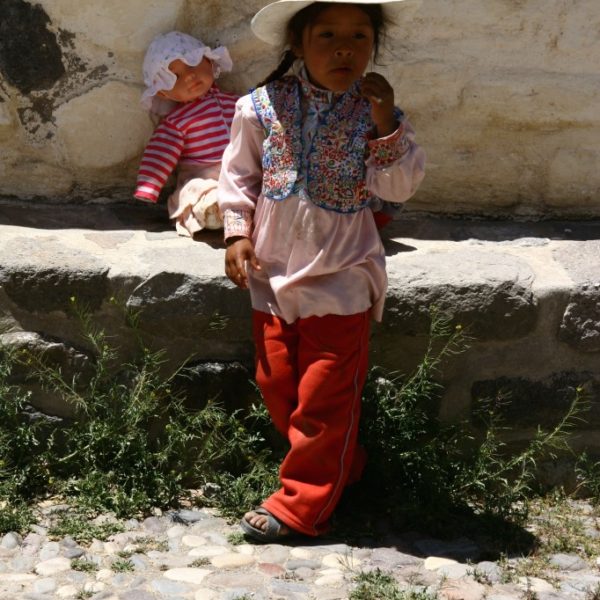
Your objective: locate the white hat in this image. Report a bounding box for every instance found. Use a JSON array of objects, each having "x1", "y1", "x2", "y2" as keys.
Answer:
[
  {"x1": 141, "y1": 31, "x2": 233, "y2": 110},
  {"x1": 251, "y1": 0, "x2": 416, "y2": 46}
]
